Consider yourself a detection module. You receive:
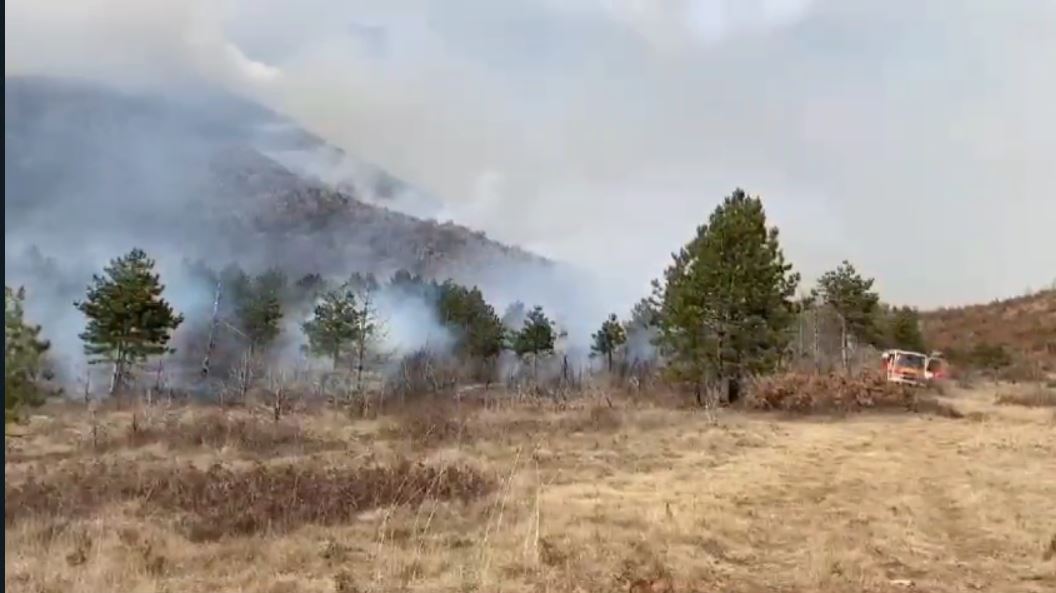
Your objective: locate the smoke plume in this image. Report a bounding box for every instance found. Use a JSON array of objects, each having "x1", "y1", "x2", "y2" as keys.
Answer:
[{"x1": 6, "y1": 0, "x2": 1056, "y2": 387}]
